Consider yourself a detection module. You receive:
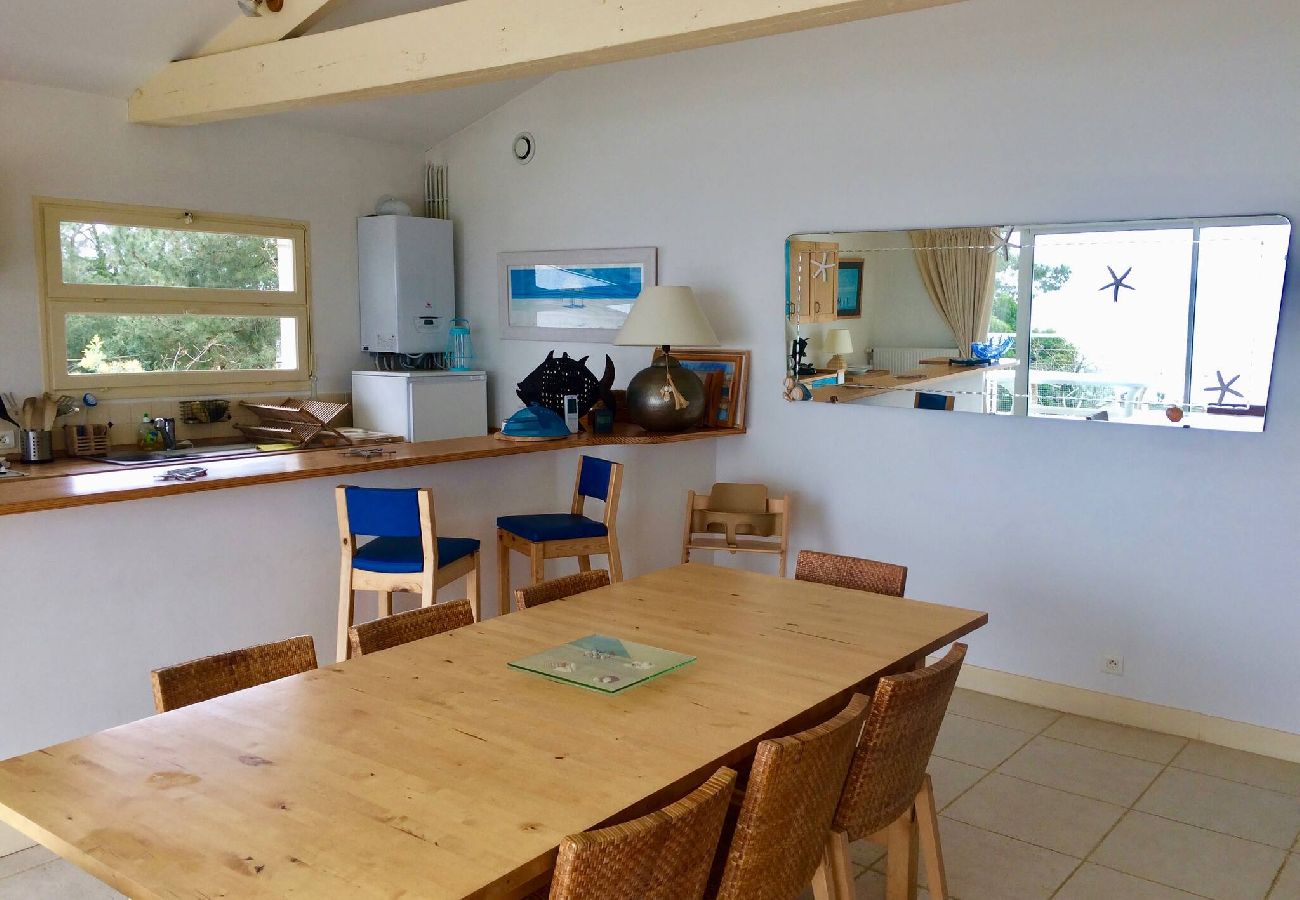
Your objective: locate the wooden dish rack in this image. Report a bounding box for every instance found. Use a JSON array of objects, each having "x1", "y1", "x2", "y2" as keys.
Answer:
[
  {"x1": 235, "y1": 399, "x2": 351, "y2": 447},
  {"x1": 63, "y1": 424, "x2": 112, "y2": 457}
]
